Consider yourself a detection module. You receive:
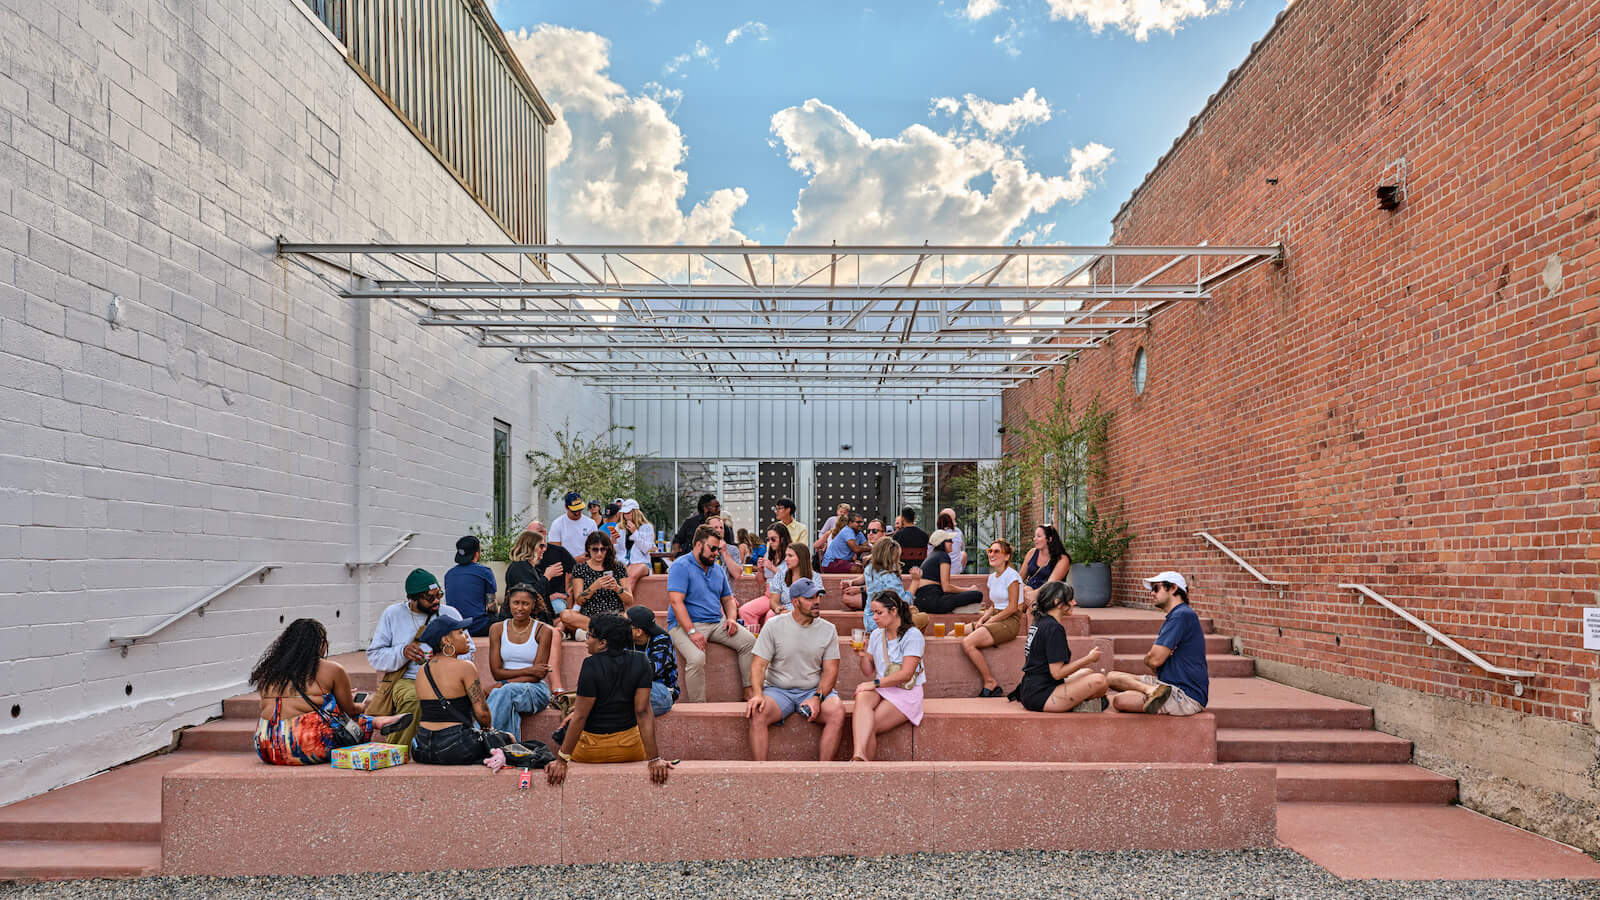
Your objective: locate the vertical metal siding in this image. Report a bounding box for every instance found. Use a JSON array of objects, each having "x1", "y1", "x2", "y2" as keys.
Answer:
[{"x1": 611, "y1": 397, "x2": 1002, "y2": 461}]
